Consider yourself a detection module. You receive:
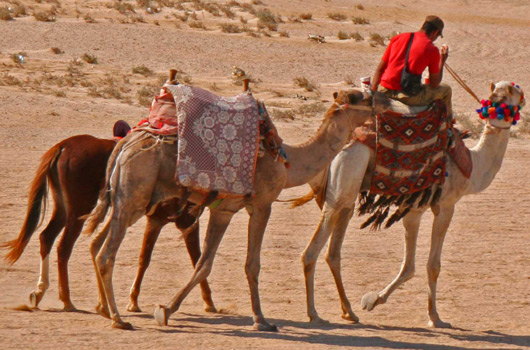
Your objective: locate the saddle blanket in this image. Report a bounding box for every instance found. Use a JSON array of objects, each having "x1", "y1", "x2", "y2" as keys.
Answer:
[
  {"x1": 157, "y1": 84, "x2": 260, "y2": 197},
  {"x1": 366, "y1": 99, "x2": 451, "y2": 196}
]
